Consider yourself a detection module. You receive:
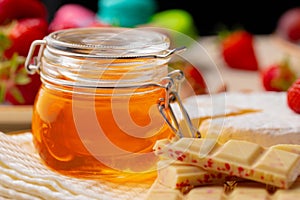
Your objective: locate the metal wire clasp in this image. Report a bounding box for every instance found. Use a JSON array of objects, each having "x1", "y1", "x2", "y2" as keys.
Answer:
[
  {"x1": 25, "y1": 40, "x2": 46, "y2": 74},
  {"x1": 158, "y1": 70, "x2": 201, "y2": 138}
]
